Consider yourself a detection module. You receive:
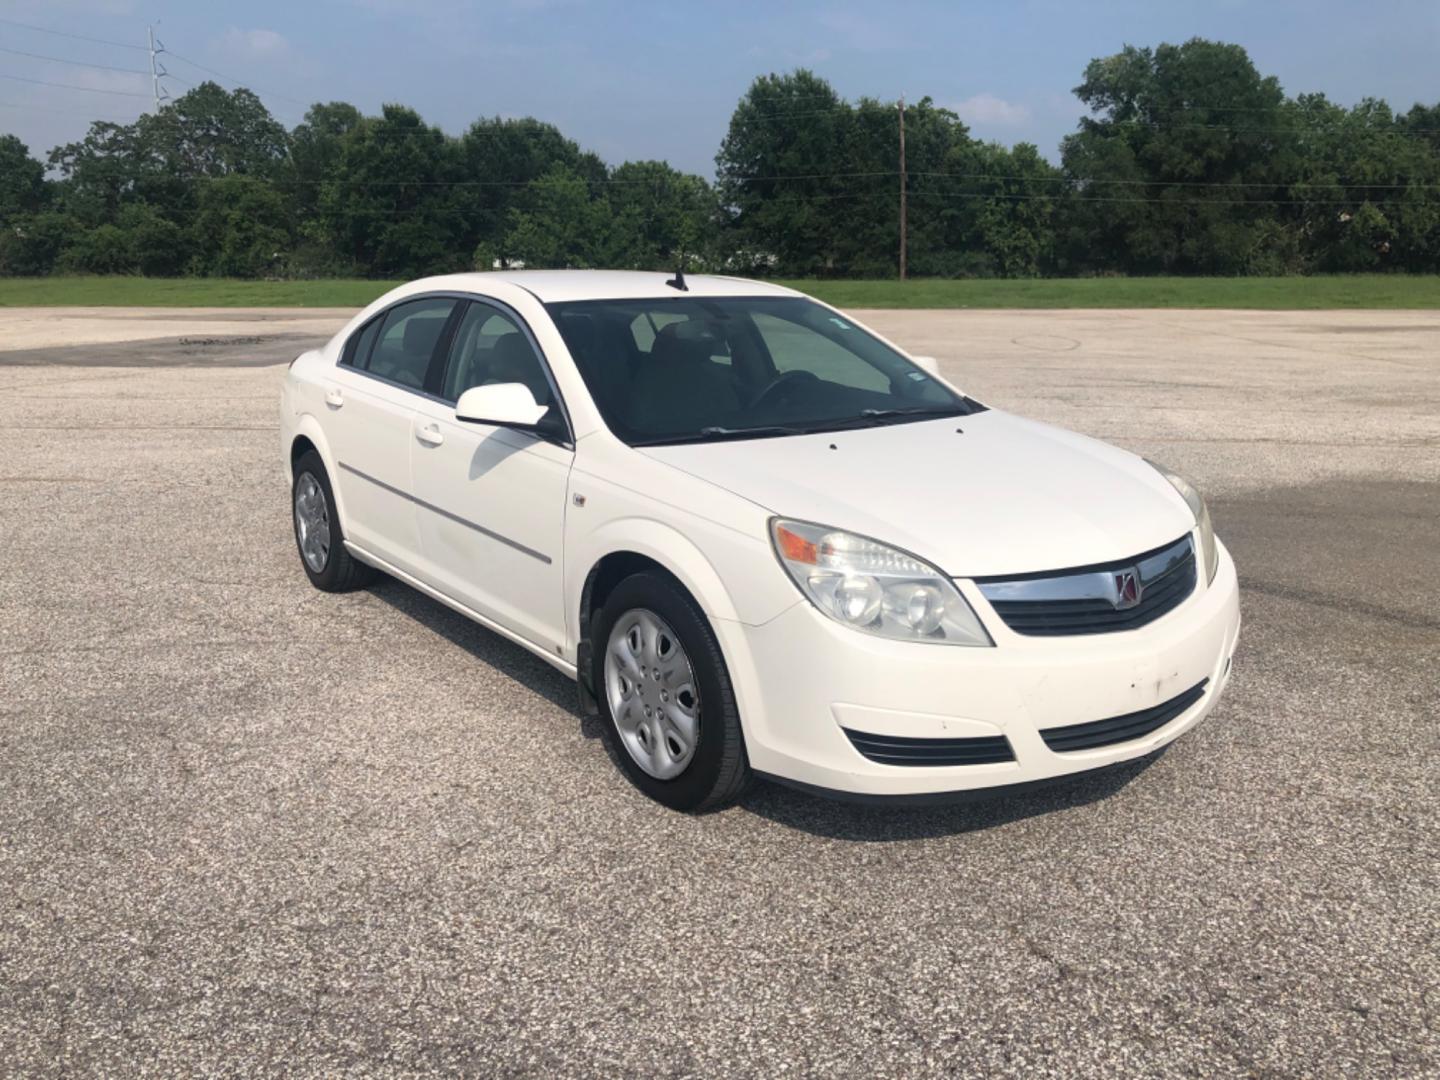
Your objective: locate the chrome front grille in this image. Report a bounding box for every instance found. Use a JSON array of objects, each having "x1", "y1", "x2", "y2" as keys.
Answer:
[{"x1": 976, "y1": 534, "x2": 1196, "y2": 636}]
